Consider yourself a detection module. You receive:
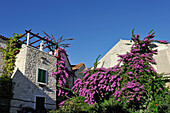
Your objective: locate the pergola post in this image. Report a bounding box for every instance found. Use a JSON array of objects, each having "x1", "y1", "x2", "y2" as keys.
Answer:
[{"x1": 27, "y1": 33, "x2": 30, "y2": 45}]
